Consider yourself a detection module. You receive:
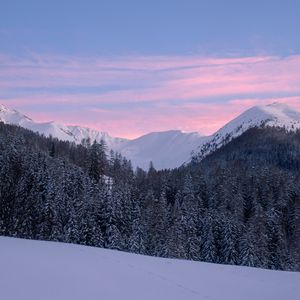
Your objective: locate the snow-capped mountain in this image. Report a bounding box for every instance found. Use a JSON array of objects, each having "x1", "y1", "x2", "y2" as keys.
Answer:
[
  {"x1": 0, "y1": 104, "x2": 205, "y2": 169},
  {"x1": 0, "y1": 104, "x2": 127, "y2": 149},
  {"x1": 1, "y1": 102, "x2": 300, "y2": 169},
  {"x1": 117, "y1": 130, "x2": 205, "y2": 170},
  {"x1": 194, "y1": 102, "x2": 300, "y2": 160}
]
